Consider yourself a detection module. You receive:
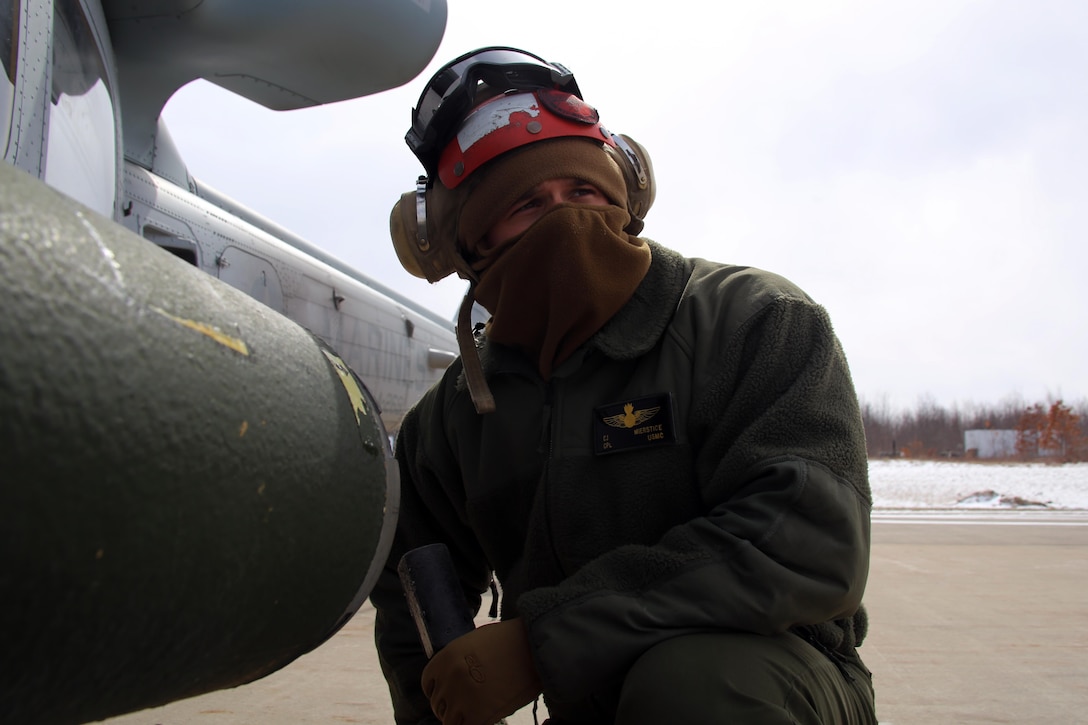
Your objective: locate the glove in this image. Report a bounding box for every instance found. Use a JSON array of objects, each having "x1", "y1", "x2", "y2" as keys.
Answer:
[{"x1": 421, "y1": 618, "x2": 542, "y2": 725}]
